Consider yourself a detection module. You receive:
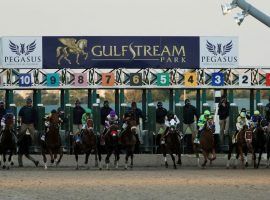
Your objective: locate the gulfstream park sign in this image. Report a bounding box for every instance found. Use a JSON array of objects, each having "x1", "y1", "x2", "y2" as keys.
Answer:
[{"x1": 0, "y1": 36, "x2": 238, "y2": 69}]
